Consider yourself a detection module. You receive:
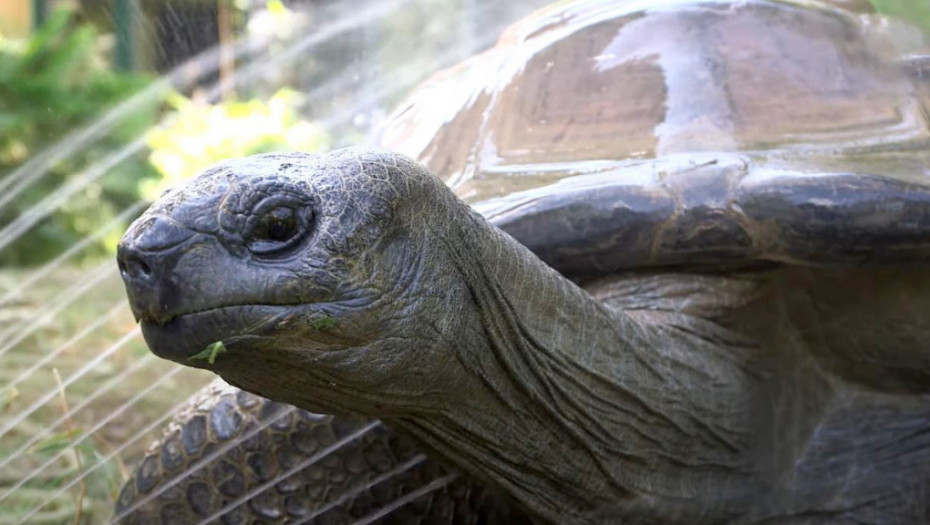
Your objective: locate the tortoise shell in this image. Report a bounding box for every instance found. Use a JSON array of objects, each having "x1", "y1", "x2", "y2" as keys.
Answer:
[{"x1": 380, "y1": 0, "x2": 930, "y2": 277}]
